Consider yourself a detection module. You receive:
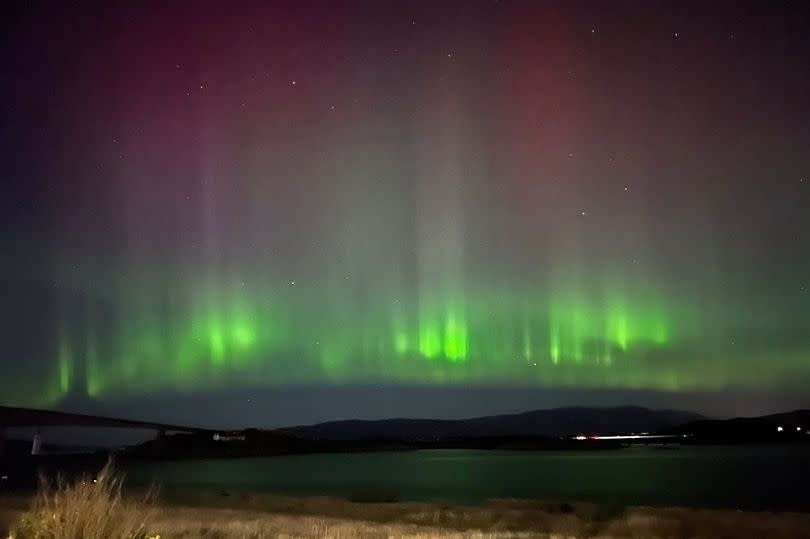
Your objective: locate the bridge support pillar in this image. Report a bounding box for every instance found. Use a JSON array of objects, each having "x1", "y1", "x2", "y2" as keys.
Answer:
[{"x1": 31, "y1": 428, "x2": 41, "y2": 456}]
